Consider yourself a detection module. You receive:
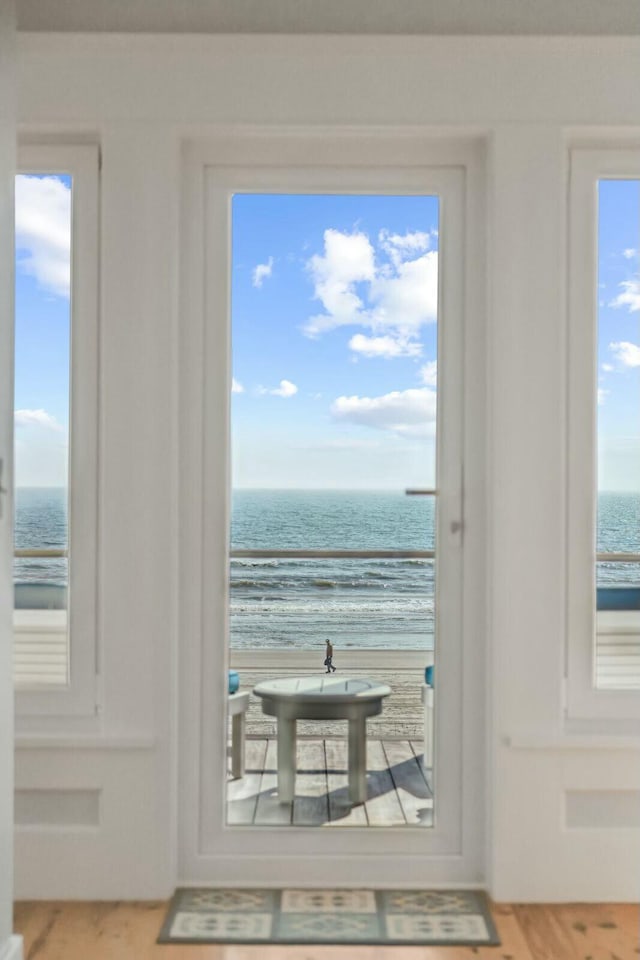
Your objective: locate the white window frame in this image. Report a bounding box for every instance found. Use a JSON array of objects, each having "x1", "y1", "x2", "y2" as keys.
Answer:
[
  {"x1": 15, "y1": 144, "x2": 99, "y2": 724},
  {"x1": 567, "y1": 146, "x2": 640, "y2": 722},
  {"x1": 178, "y1": 132, "x2": 485, "y2": 886}
]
